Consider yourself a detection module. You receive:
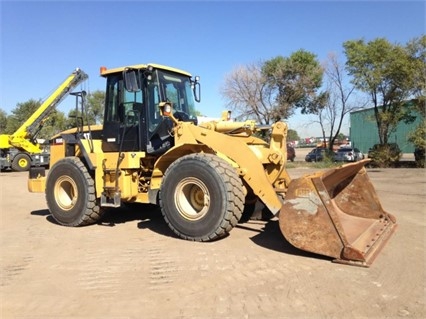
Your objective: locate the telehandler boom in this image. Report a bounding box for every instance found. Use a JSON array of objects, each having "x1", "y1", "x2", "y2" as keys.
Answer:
[{"x1": 28, "y1": 64, "x2": 396, "y2": 267}]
